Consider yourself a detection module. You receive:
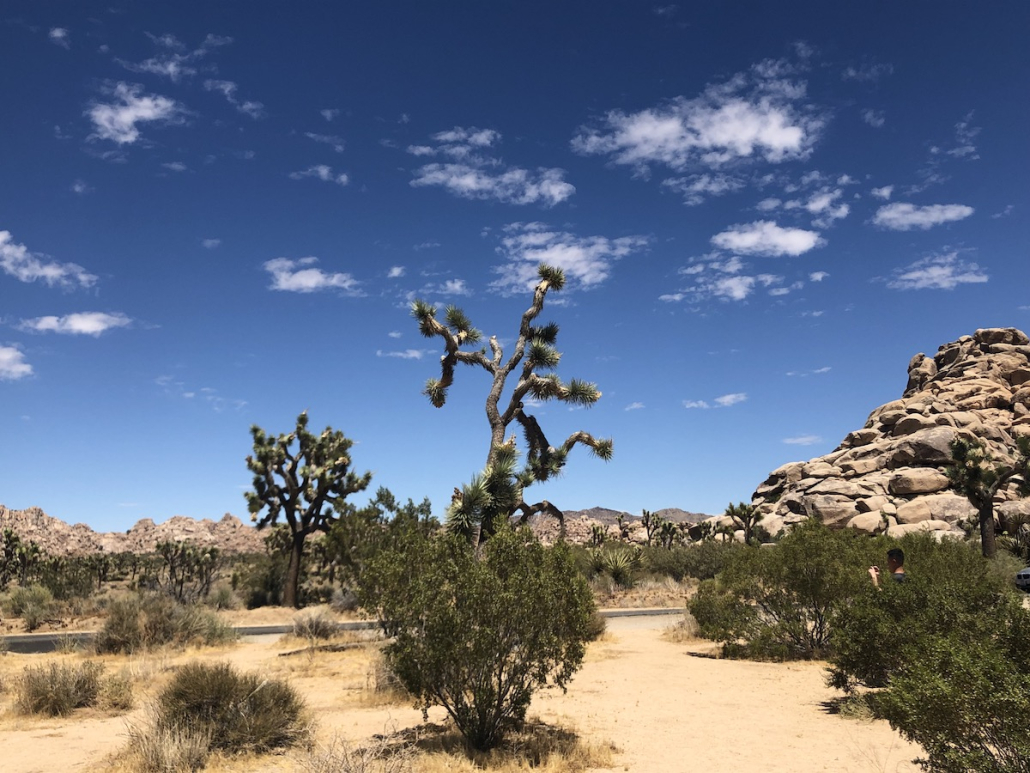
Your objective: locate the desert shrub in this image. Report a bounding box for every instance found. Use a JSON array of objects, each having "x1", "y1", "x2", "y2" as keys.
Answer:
[
  {"x1": 584, "y1": 609, "x2": 607, "y2": 641},
  {"x1": 127, "y1": 721, "x2": 212, "y2": 773},
  {"x1": 690, "y1": 519, "x2": 879, "y2": 660},
  {"x1": 828, "y1": 533, "x2": 1019, "y2": 691},
  {"x1": 16, "y1": 660, "x2": 105, "y2": 716},
  {"x1": 292, "y1": 610, "x2": 338, "y2": 640},
  {"x1": 875, "y1": 612, "x2": 1030, "y2": 773},
  {"x1": 361, "y1": 525, "x2": 595, "y2": 751},
  {"x1": 591, "y1": 545, "x2": 638, "y2": 588},
  {"x1": 38, "y1": 557, "x2": 96, "y2": 600},
  {"x1": 205, "y1": 582, "x2": 238, "y2": 611},
  {"x1": 329, "y1": 587, "x2": 360, "y2": 613},
  {"x1": 5, "y1": 584, "x2": 55, "y2": 631},
  {"x1": 94, "y1": 593, "x2": 237, "y2": 654},
  {"x1": 156, "y1": 661, "x2": 307, "y2": 754}
]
